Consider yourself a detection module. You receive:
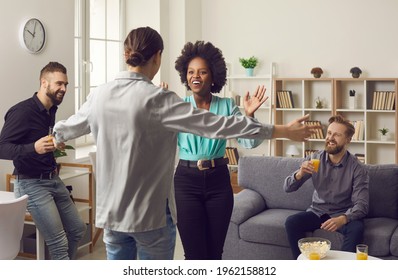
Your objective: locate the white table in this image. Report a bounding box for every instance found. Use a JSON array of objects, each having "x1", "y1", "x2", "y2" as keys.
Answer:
[{"x1": 298, "y1": 250, "x2": 381, "y2": 260}]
